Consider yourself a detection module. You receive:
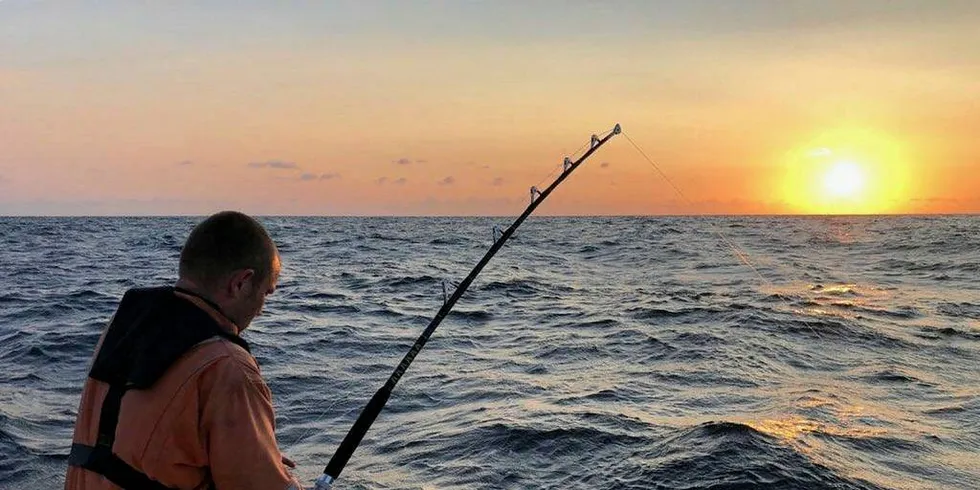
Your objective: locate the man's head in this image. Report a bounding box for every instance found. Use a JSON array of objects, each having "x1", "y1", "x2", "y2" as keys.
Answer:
[{"x1": 177, "y1": 211, "x2": 280, "y2": 331}]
